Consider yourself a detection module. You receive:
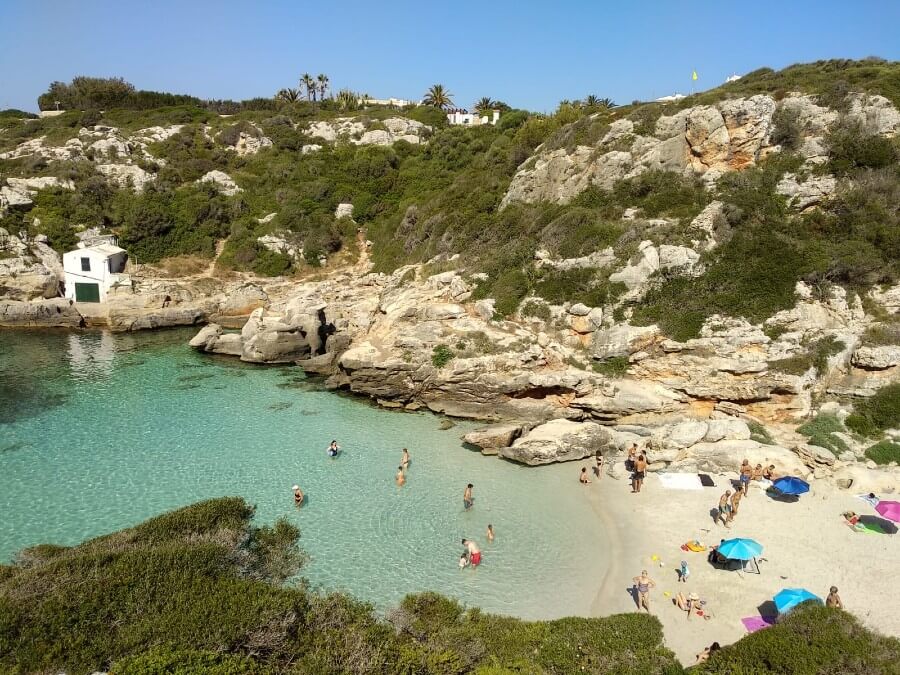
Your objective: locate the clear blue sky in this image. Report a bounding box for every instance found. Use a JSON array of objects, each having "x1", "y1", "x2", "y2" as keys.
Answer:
[{"x1": 1, "y1": 0, "x2": 898, "y2": 113}]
